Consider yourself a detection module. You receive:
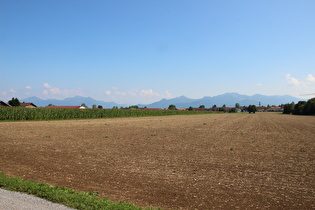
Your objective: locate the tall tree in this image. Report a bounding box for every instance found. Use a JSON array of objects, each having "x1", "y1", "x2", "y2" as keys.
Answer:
[
  {"x1": 8, "y1": 98, "x2": 20, "y2": 106},
  {"x1": 168, "y1": 104, "x2": 177, "y2": 110},
  {"x1": 248, "y1": 105, "x2": 257, "y2": 113},
  {"x1": 293, "y1": 101, "x2": 306, "y2": 115},
  {"x1": 302, "y1": 98, "x2": 315, "y2": 114}
]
